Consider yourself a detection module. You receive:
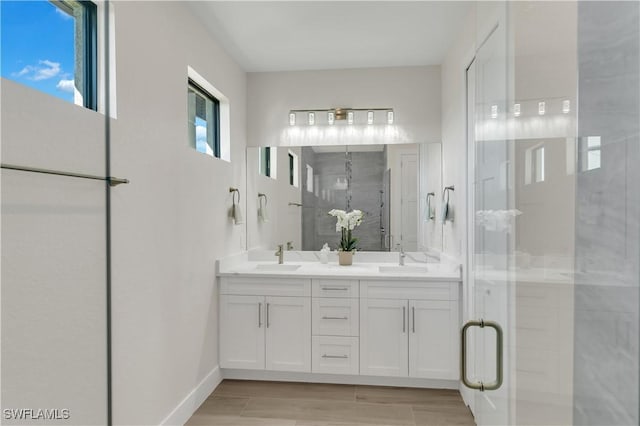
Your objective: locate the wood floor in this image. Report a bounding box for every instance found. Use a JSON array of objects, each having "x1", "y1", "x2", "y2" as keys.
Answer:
[{"x1": 186, "y1": 380, "x2": 475, "y2": 426}]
